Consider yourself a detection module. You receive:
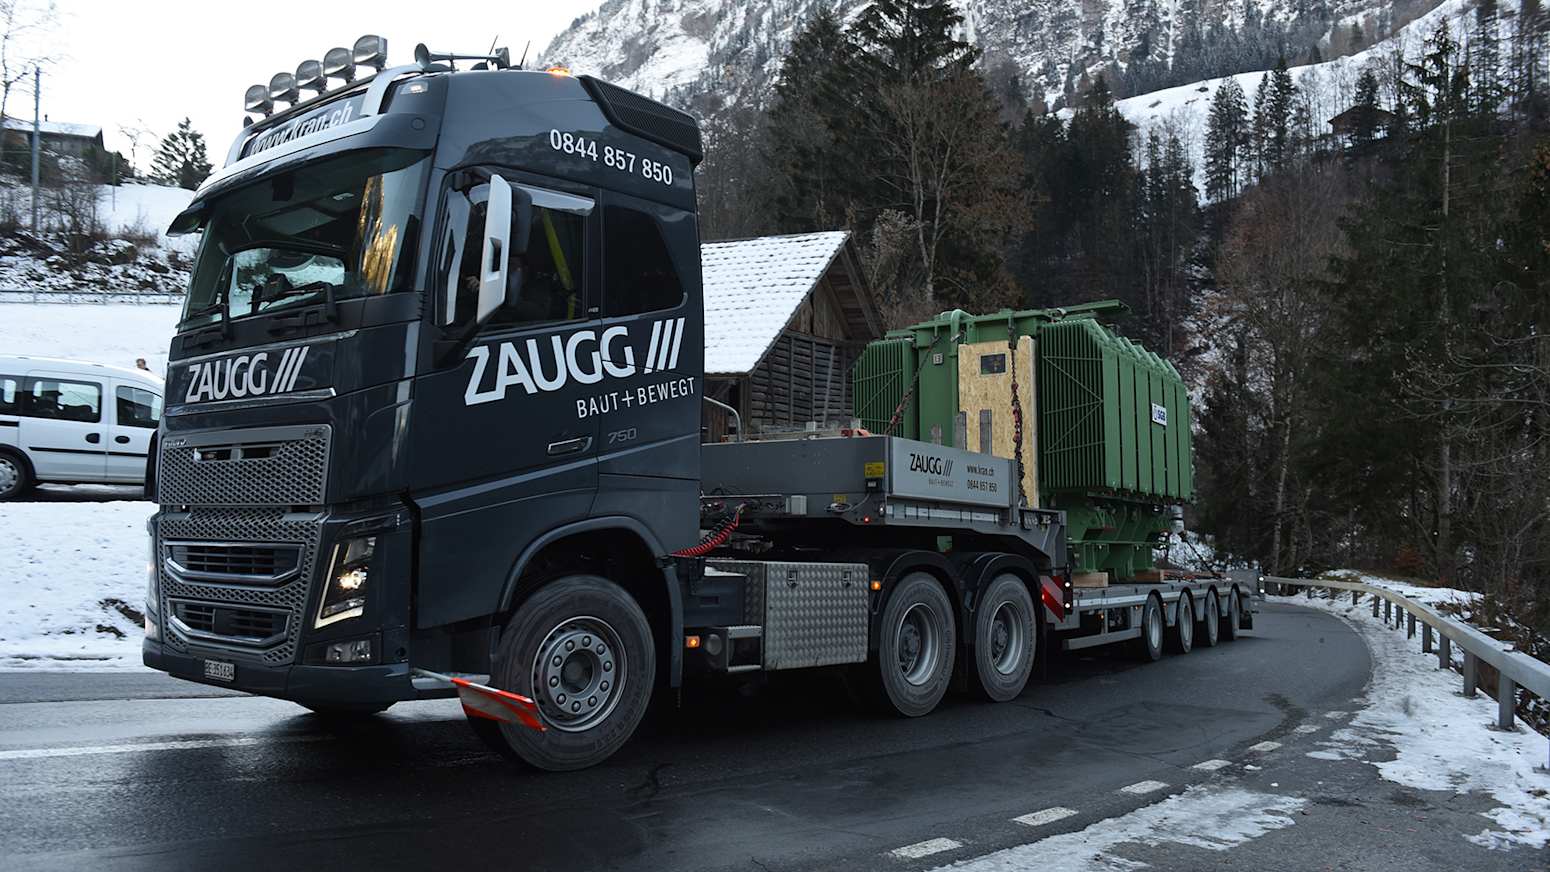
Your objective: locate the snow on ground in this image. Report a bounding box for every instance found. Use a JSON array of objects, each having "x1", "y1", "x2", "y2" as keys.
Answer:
[
  {"x1": 0, "y1": 302, "x2": 180, "y2": 375},
  {"x1": 1296, "y1": 592, "x2": 1550, "y2": 851},
  {"x1": 0, "y1": 501, "x2": 155, "y2": 670},
  {"x1": 96, "y1": 182, "x2": 197, "y2": 256},
  {"x1": 932, "y1": 786, "x2": 1305, "y2": 872}
]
